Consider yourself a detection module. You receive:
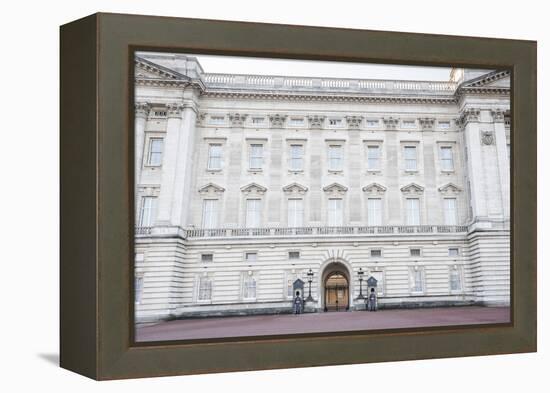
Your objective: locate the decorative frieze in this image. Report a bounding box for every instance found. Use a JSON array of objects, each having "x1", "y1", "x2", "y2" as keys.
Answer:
[
  {"x1": 382, "y1": 117, "x2": 399, "y2": 130},
  {"x1": 308, "y1": 115, "x2": 326, "y2": 129},
  {"x1": 196, "y1": 112, "x2": 207, "y2": 126},
  {"x1": 135, "y1": 102, "x2": 150, "y2": 119},
  {"x1": 345, "y1": 115, "x2": 363, "y2": 130},
  {"x1": 419, "y1": 117, "x2": 436, "y2": 131},
  {"x1": 491, "y1": 109, "x2": 505, "y2": 123},
  {"x1": 322, "y1": 183, "x2": 348, "y2": 196},
  {"x1": 480, "y1": 130, "x2": 495, "y2": 145},
  {"x1": 166, "y1": 103, "x2": 184, "y2": 118},
  {"x1": 269, "y1": 114, "x2": 287, "y2": 128},
  {"x1": 228, "y1": 113, "x2": 248, "y2": 127},
  {"x1": 456, "y1": 108, "x2": 480, "y2": 127}
]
